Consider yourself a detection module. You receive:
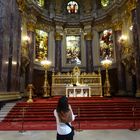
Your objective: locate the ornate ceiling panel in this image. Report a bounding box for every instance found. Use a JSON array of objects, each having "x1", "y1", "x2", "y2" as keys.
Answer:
[{"x1": 17, "y1": 0, "x2": 133, "y2": 28}]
